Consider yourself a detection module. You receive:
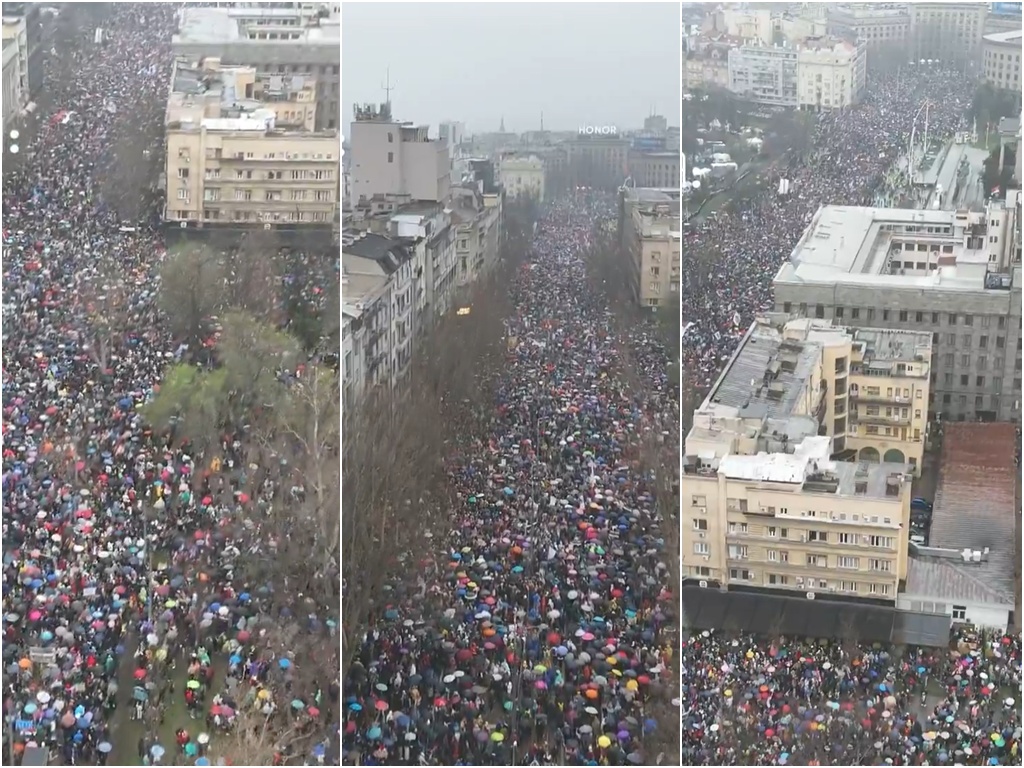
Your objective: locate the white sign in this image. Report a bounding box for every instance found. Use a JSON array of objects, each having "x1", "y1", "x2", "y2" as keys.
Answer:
[{"x1": 578, "y1": 126, "x2": 618, "y2": 136}]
